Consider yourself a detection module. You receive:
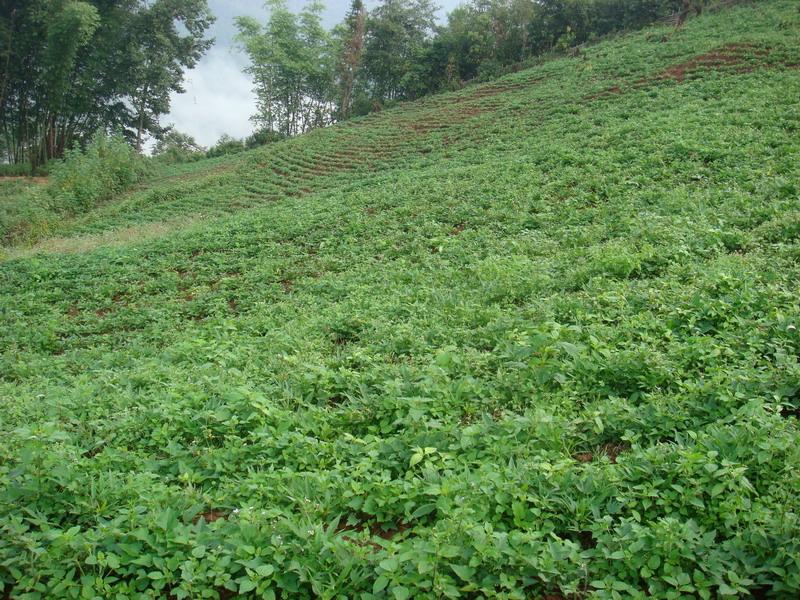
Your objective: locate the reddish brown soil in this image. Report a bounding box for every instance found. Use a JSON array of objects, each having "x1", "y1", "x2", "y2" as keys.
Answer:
[
  {"x1": 335, "y1": 513, "x2": 412, "y2": 549},
  {"x1": 450, "y1": 223, "x2": 467, "y2": 236},
  {"x1": 602, "y1": 442, "x2": 629, "y2": 464},
  {"x1": 574, "y1": 442, "x2": 630, "y2": 464},
  {"x1": 194, "y1": 510, "x2": 228, "y2": 524},
  {"x1": 650, "y1": 43, "x2": 770, "y2": 83},
  {"x1": 0, "y1": 176, "x2": 48, "y2": 184},
  {"x1": 585, "y1": 43, "x2": 780, "y2": 102}
]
